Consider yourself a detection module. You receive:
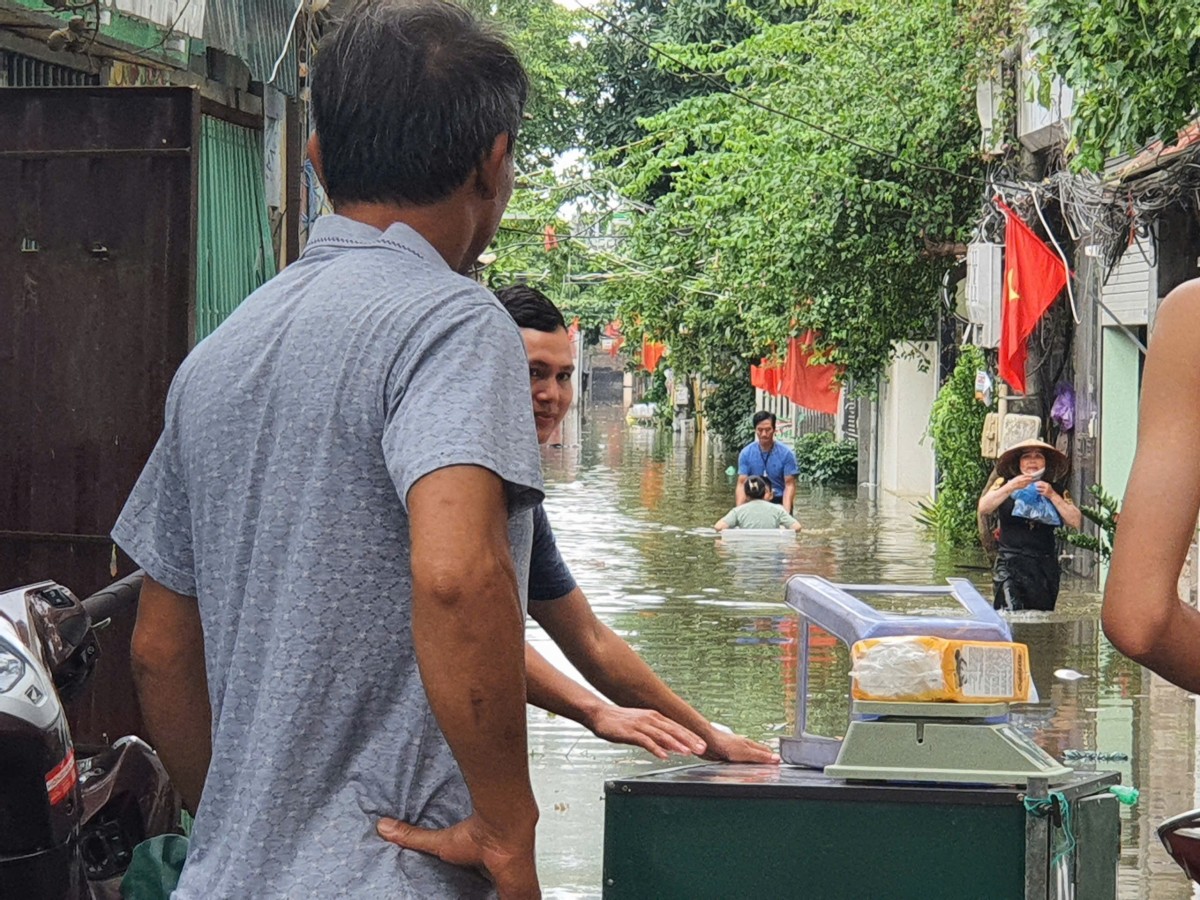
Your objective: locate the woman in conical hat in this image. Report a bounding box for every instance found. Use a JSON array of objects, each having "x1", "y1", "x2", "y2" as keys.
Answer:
[
  {"x1": 996, "y1": 439, "x2": 1068, "y2": 481},
  {"x1": 979, "y1": 438, "x2": 1081, "y2": 611}
]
